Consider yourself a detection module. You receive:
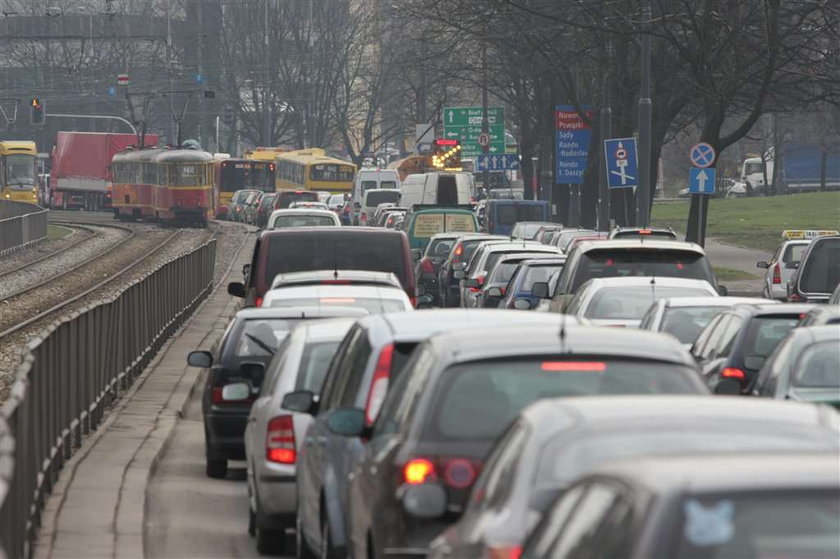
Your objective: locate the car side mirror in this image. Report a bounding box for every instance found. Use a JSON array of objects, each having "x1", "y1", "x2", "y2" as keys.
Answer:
[
  {"x1": 240, "y1": 362, "x2": 265, "y2": 386},
  {"x1": 282, "y1": 390, "x2": 319, "y2": 415},
  {"x1": 714, "y1": 378, "x2": 743, "y2": 395},
  {"x1": 486, "y1": 287, "x2": 503, "y2": 297},
  {"x1": 514, "y1": 298, "x2": 532, "y2": 310},
  {"x1": 453, "y1": 270, "x2": 466, "y2": 280},
  {"x1": 718, "y1": 285, "x2": 729, "y2": 296},
  {"x1": 400, "y1": 482, "x2": 447, "y2": 519},
  {"x1": 227, "y1": 282, "x2": 246, "y2": 298},
  {"x1": 756, "y1": 261, "x2": 769, "y2": 269},
  {"x1": 531, "y1": 282, "x2": 550, "y2": 299},
  {"x1": 464, "y1": 278, "x2": 480, "y2": 288},
  {"x1": 326, "y1": 407, "x2": 367, "y2": 437},
  {"x1": 242, "y1": 263, "x2": 251, "y2": 277},
  {"x1": 187, "y1": 350, "x2": 213, "y2": 368}
]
